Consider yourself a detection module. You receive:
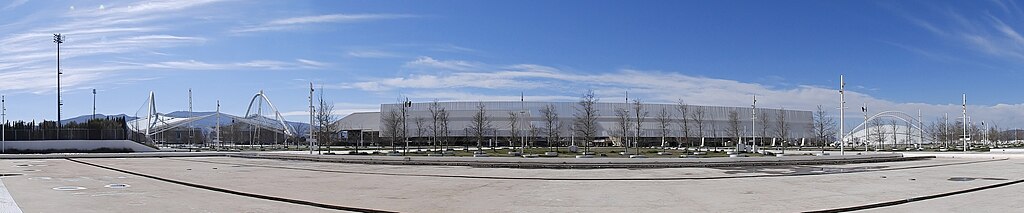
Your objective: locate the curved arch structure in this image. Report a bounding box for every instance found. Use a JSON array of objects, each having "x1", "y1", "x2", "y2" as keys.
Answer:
[
  {"x1": 127, "y1": 90, "x2": 298, "y2": 141},
  {"x1": 844, "y1": 111, "x2": 928, "y2": 144},
  {"x1": 242, "y1": 91, "x2": 296, "y2": 137}
]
